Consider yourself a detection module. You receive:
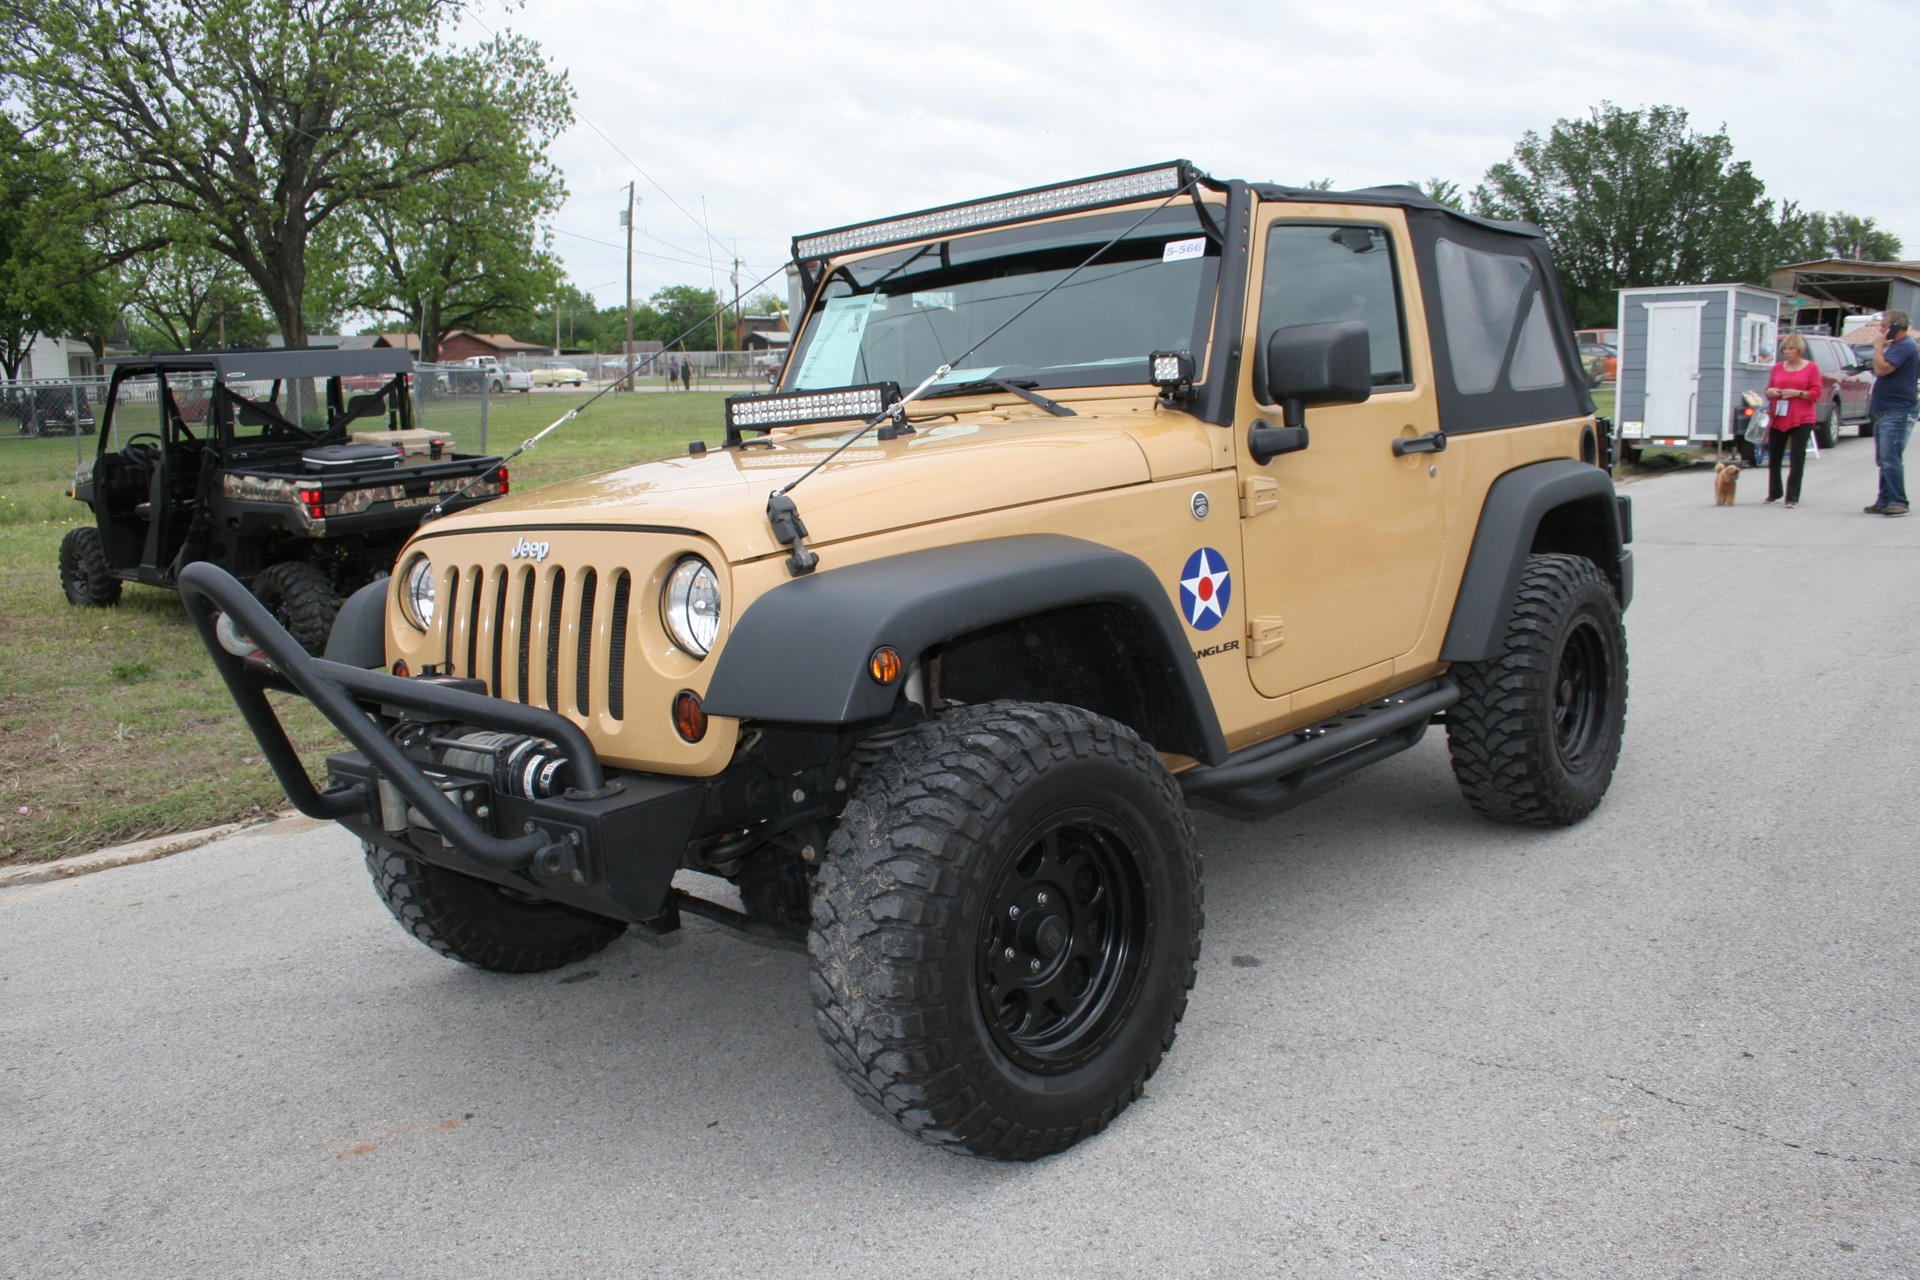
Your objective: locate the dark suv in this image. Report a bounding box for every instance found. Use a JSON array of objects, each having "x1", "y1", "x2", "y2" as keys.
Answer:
[{"x1": 1798, "y1": 333, "x2": 1874, "y2": 446}]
